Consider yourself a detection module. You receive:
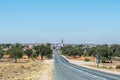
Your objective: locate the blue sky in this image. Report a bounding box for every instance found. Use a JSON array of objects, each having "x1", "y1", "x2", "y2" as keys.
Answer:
[{"x1": 0, "y1": 0, "x2": 120, "y2": 44}]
